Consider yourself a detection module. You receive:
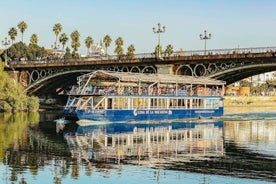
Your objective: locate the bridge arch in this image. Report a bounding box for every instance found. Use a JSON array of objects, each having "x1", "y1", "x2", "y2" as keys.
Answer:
[
  {"x1": 176, "y1": 65, "x2": 194, "y2": 76},
  {"x1": 194, "y1": 64, "x2": 207, "y2": 76},
  {"x1": 25, "y1": 69, "x2": 93, "y2": 95},
  {"x1": 208, "y1": 63, "x2": 276, "y2": 84}
]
